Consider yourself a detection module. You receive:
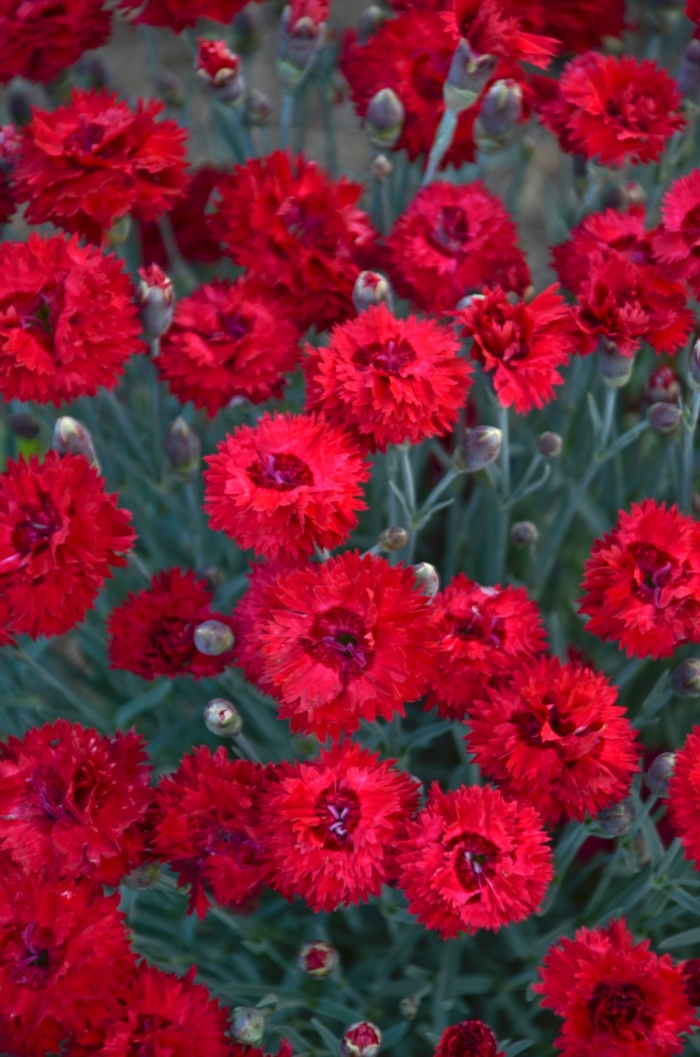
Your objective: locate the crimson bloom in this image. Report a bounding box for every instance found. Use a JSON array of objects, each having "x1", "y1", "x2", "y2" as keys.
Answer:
[
  {"x1": 667, "y1": 727, "x2": 700, "y2": 867},
  {"x1": 0, "y1": 0, "x2": 110, "y2": 85},
  {"x1": 151, "y1": 747, "x2": 272, "y2": 918},
  {"x1": 253, "y1": 552, "x2": 437, "y2": 740},
  {"x1": 304, "y1": 304, "x2": 472, "y2": 452},
  {"x1": 0, "y1": 720, "x2": 152, "y2": 888},
  {"x1": 552, "y1": 205, "x2": 657, "y2": 295},
  {"x1": 435, "y1": 1021, "x2": 504, "y2": 1057},
  {"x1": 262, "y1": 740, "x2": 420, "y2": 912},
  {"x1": 456, "y1": 285, "x2": 577, "y2": 413},
  {"x1": 427, "y1": 575, "x2": 547, "y2": 721},
  {"x1": 209, "y1": 151, "x2": 376, "y2": 332},
  {"x1": 395, "y1": 783, "x2": 552, "y2": 938},
  {"x1": 0, "y1": 452, "x2": 134, "y2": 639},
  {"x1": 230, "y1": 561, "x2": 294, "y2": 687},
  {"x1": 0, "y1": 124, "x2": 20, "y2": 226},
  {"x1": 387, "y1": 181, "x2": 530, "y2": 314},
  {"x1": 0, "y1": 234, "x2": 143, "y2": 405},
  {"x1": 204, "y1": 412, "x2": 369, "y2": 560},
  {"x1": 537, "y1": 52, "x2": 684, "y2": 166},
  {"x1": 443, "y1": 0, "x2": 557, "y2": 67},
  {"x1": 580, "y1": 500, "x2": 700, "y2": 659},
  {"x1": 535, "y1": 918, "x2": 696, "y2": 1057},
  {"x1": 654, "y1": 171, "x2": 700, "y2": 299},
  {"x1": 108, "y1": 568, "x2": 236, "y2": 680},
  {"x1": 504, "y1": 0, "x2": 626, "y2": 53},
  {"x1": 466, "y1": 656, "x2": 639, "y2": 826},
  {"x1": 14, "y1": 89, "x2": 188, "y2": 245},
  {"x1": 140, "y1": 166, "x2": 224, "y2": 267},
  {"x1": 158, "y1": 279, "x2": 300, "y2": 415}
]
